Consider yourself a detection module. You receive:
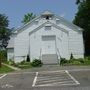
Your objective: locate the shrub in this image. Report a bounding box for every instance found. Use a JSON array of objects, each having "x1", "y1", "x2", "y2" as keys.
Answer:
[
  {"x1": 26, "y1": 55, "x2": 30, "y2": 62},
  {"x1": 69, "y1": 59, "x2": 73, "y2": 63},
  {"x1": 20, "y1": 60, "x2": 26, "y2": 65},
  {"x1": 31, "y1": 59, "x2": 43, "y2": 67},
  {"x1": 78, "y1": 58, "x2": 84, "y2": 63},
  {"x1": 13, "y1": 63, "x2": 19, "y2": 67},
  {"x1": 60, "y1": 58, "x2": 68, "y2": 65},
  {"x1": 8, "y1": 59, "x2": 15, "y2": 65},
  {"x1": 87, "y1": 56, "x2": 90, "y2": 60},
  {"x1": 60, "y1": 58, "x2": 85, "y2": 65},
  {"x1": 72, "y1": 60, "x2": 81, "y2": 65},
  {"x1": 69, "y1": 58, "x2": 84, "y2": 64},
  {"x1": 70, "y1": 53, "x2": 74, "y2": 60}
]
